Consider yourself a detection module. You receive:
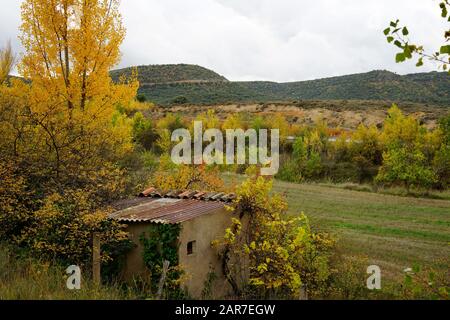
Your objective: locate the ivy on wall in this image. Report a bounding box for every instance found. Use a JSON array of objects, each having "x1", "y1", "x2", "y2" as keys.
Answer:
[{"x1": 140, "y1": 223, "x2": 185, "y2": 299}]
